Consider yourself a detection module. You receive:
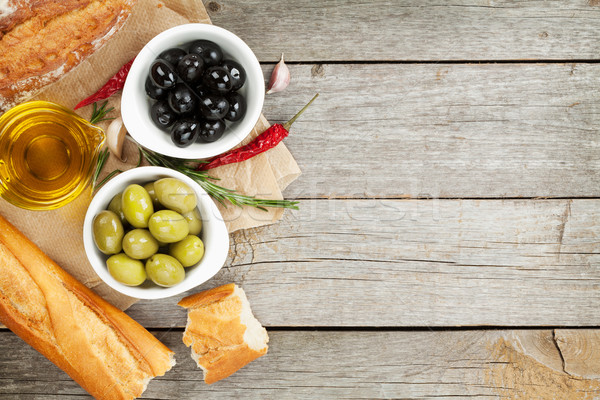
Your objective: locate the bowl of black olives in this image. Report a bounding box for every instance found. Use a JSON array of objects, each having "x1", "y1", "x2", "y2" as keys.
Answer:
[
  {"x1": 122, "y1": 24, "x2": 264, "y2": 159},
  {"x1": 83, "y1": 166, "x2": 230, "y2": 299}
]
